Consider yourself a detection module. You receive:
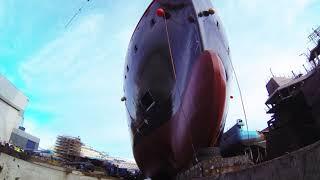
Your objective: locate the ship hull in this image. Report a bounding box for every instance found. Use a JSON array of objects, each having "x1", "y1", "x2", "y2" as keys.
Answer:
[
  {"x1": 124, "y1": 0, "x2": 232, "y2": 177},
  {"x1": 133, "y1": 51, "x2": 227, "y2": 177}
]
